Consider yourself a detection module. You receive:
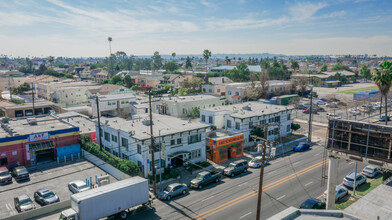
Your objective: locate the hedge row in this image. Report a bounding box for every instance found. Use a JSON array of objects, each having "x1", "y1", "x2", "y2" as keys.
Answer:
[{"x1": 80, "y1": 135, "x2": 140, "y2": 176}]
